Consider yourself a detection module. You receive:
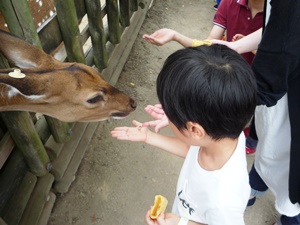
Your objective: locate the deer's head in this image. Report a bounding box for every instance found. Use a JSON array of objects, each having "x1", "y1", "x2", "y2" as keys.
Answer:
[{"x1": 0, "y1": 30, "x2": 136, "y2": 122}]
